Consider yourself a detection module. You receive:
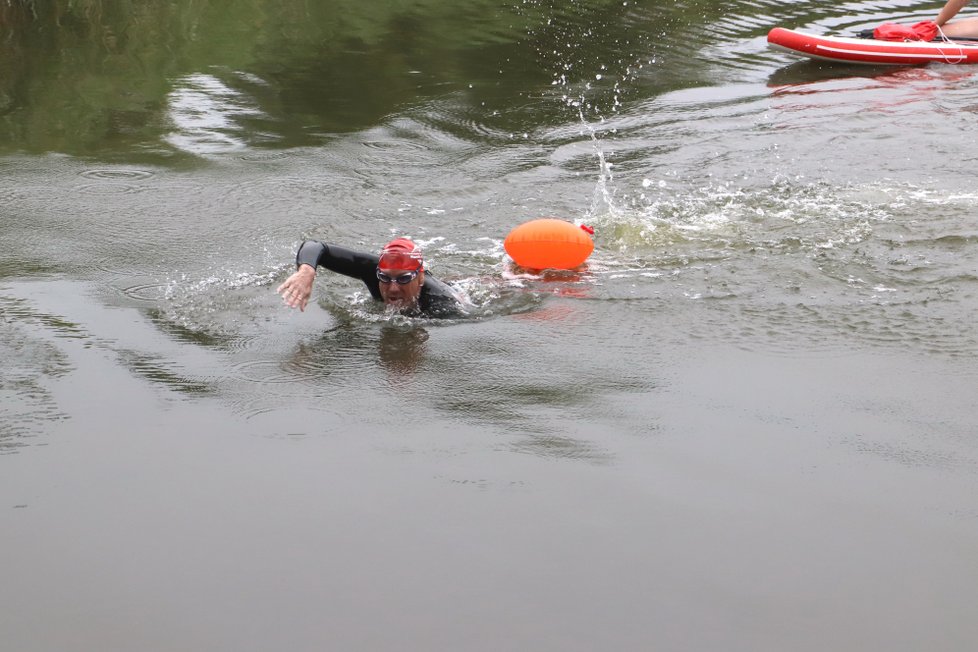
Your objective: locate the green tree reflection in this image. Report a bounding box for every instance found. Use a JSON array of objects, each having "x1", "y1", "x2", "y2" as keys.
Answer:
[{"x1": 1, "y1": 0, "x2": 639, "y2": 159}]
